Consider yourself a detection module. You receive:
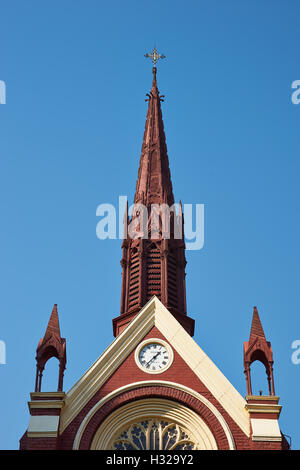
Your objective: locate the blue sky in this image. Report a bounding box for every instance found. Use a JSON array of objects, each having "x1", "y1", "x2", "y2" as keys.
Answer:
[{"x1": 0, "y1": 0, "x2": 299, "y2": 450}]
